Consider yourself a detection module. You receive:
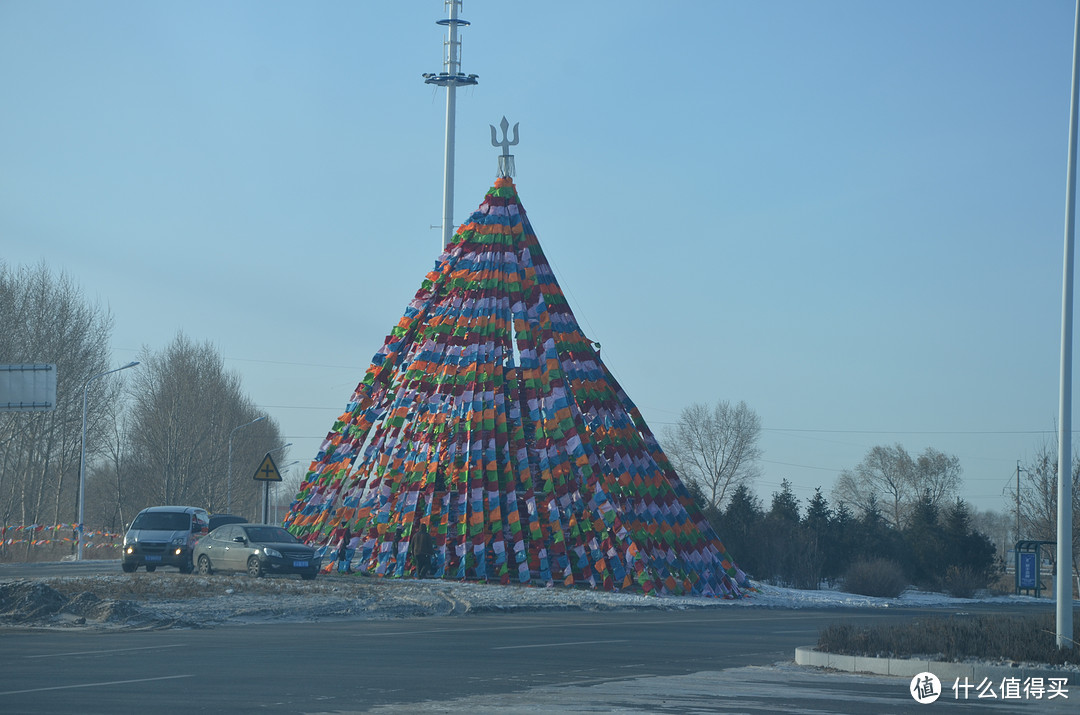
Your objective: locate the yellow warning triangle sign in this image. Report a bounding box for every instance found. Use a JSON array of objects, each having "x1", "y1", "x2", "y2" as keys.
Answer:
[{"x1": 252, "y1": 453, "x2": 283, "y2": 482}]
